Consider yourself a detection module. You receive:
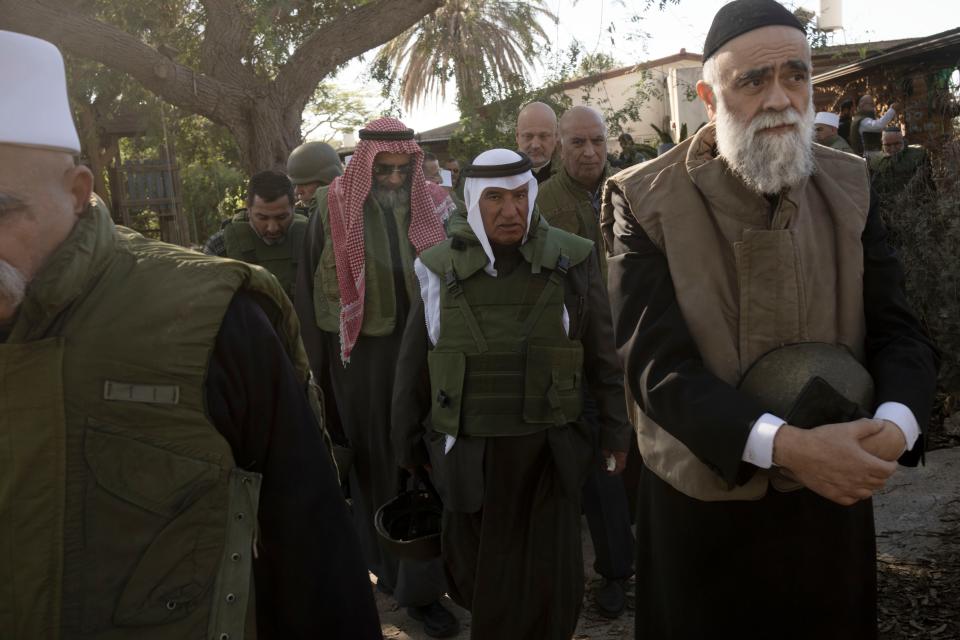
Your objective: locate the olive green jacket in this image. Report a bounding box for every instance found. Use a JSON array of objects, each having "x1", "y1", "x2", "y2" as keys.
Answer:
[
  {"x1": 536, "y1": 164, "x2": 613, "y2": 278},
  {"x1": 0, "y1": 199, "x2": 313, "y2": 639}
]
